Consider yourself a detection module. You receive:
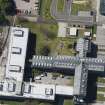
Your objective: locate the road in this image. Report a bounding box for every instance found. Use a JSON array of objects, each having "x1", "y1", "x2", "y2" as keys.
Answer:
[{"x1": 50, "y1": 0, "x2": 94, "y2": 25}]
